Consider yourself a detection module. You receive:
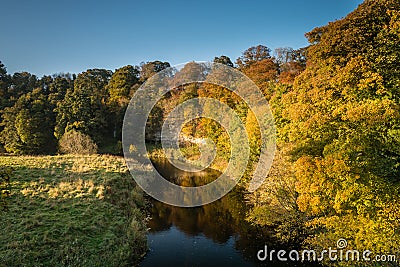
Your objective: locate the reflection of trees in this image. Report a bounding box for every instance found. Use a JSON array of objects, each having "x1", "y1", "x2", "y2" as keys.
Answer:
[
  {"x1": 147, "y1": 192, "x2": 238, "y2": 244},
  {"x1": 152, "y1": 158, "x2": 219, "y2": 187},
  {"x1": 147, "y1": 158, "x2": 308, "y2": 264},
  {"x1": 147, "y1": 188, "x2": 295, "y2": 263}
]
